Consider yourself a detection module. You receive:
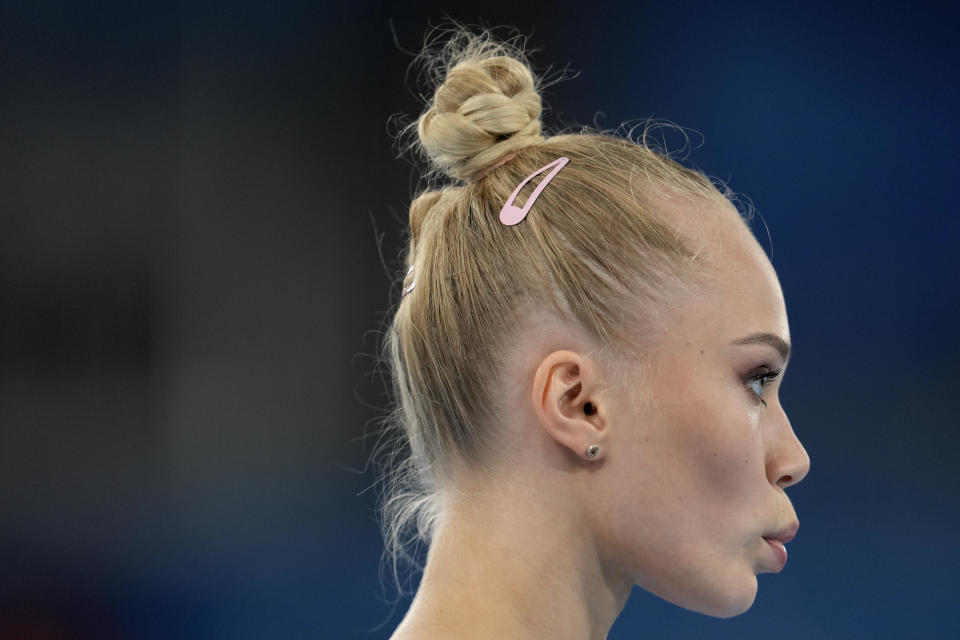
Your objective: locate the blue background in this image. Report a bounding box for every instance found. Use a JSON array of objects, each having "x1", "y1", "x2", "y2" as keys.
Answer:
[{"x1": 1, "y1": 1, "x2": 957, "y2": 637}]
